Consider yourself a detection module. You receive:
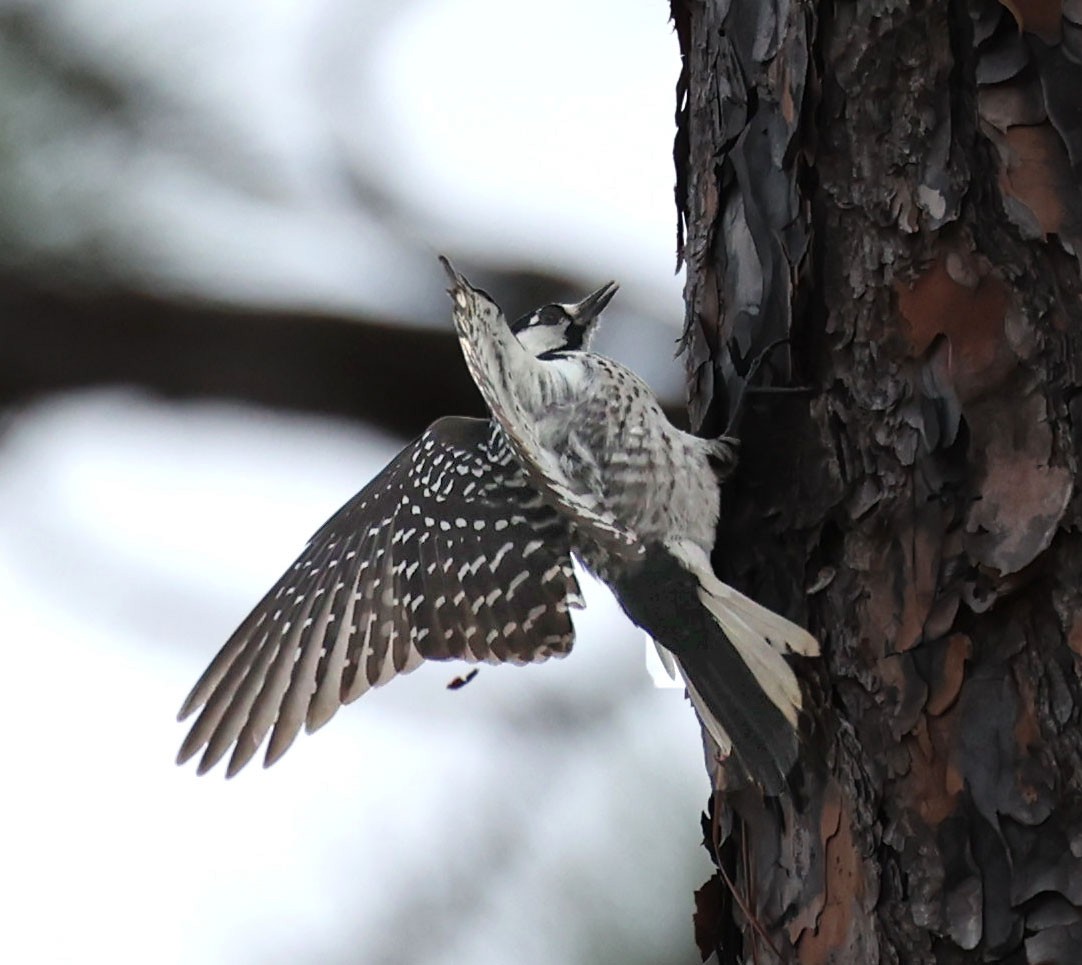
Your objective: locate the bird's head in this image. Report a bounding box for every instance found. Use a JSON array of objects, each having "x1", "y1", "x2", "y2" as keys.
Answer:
[
  {"x1": 439, "y1": 255, "x2": 618, "y2": 358},
  {"x1": 510, "y1": 280, "x2": 619, "y2": 357}
]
